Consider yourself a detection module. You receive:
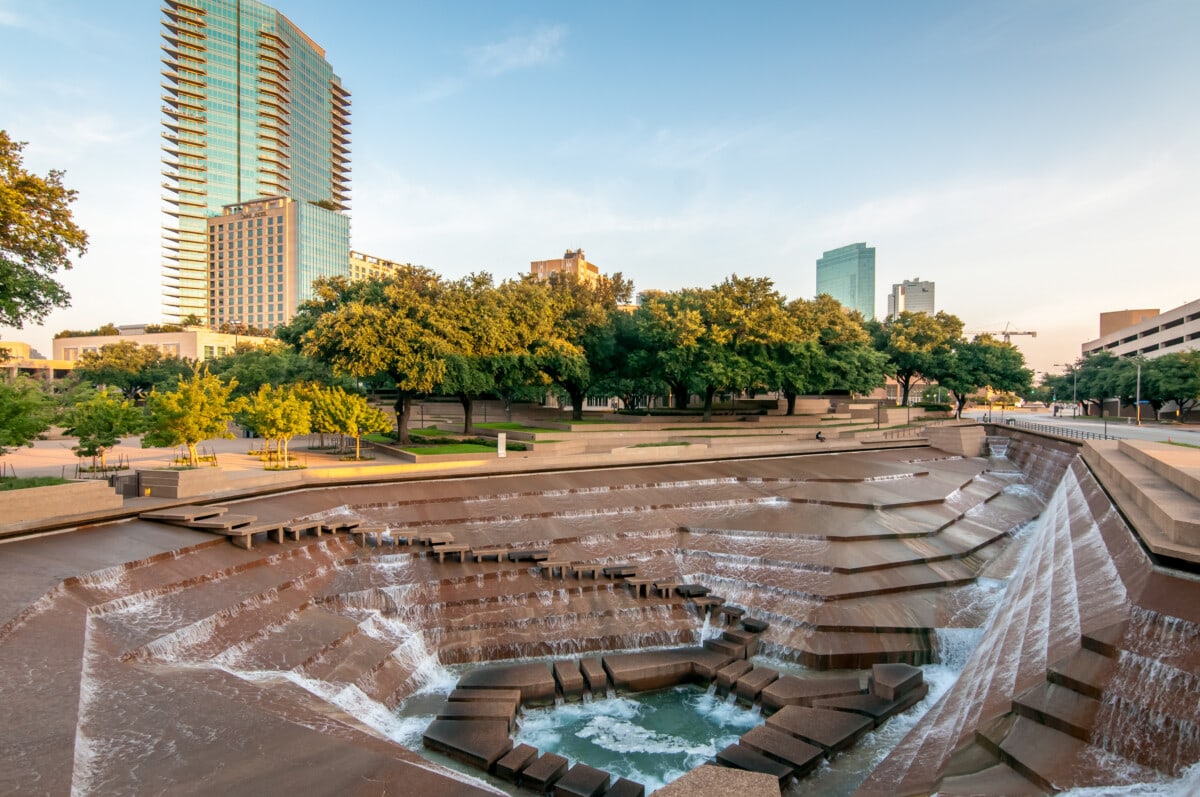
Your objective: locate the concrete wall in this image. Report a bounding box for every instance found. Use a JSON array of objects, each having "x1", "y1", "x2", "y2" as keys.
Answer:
[
  {"x1": 924, "y1": 424, "x2": 987, "y2": 456},
  {"x1": 0, "y1": 481, "x2": 123, "y2": 529}
]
